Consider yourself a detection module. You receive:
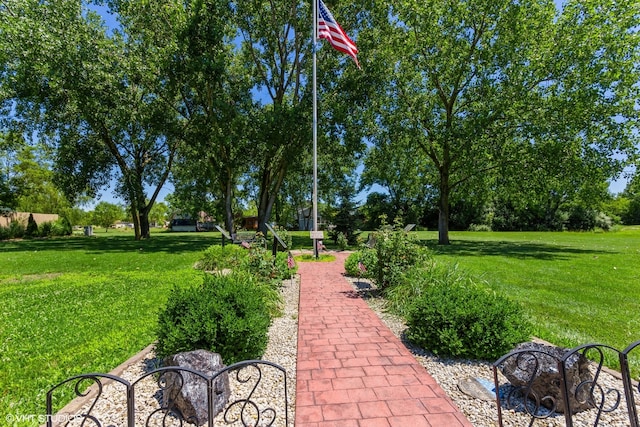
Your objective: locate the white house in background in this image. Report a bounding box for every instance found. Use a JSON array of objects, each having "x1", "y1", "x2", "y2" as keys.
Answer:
[
  {"x1": 297, "y1": 207, "x2": 324, "y2": 231},
  {"x1": 112, "y1": 221, "x2": 134, "y2": 229}
]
